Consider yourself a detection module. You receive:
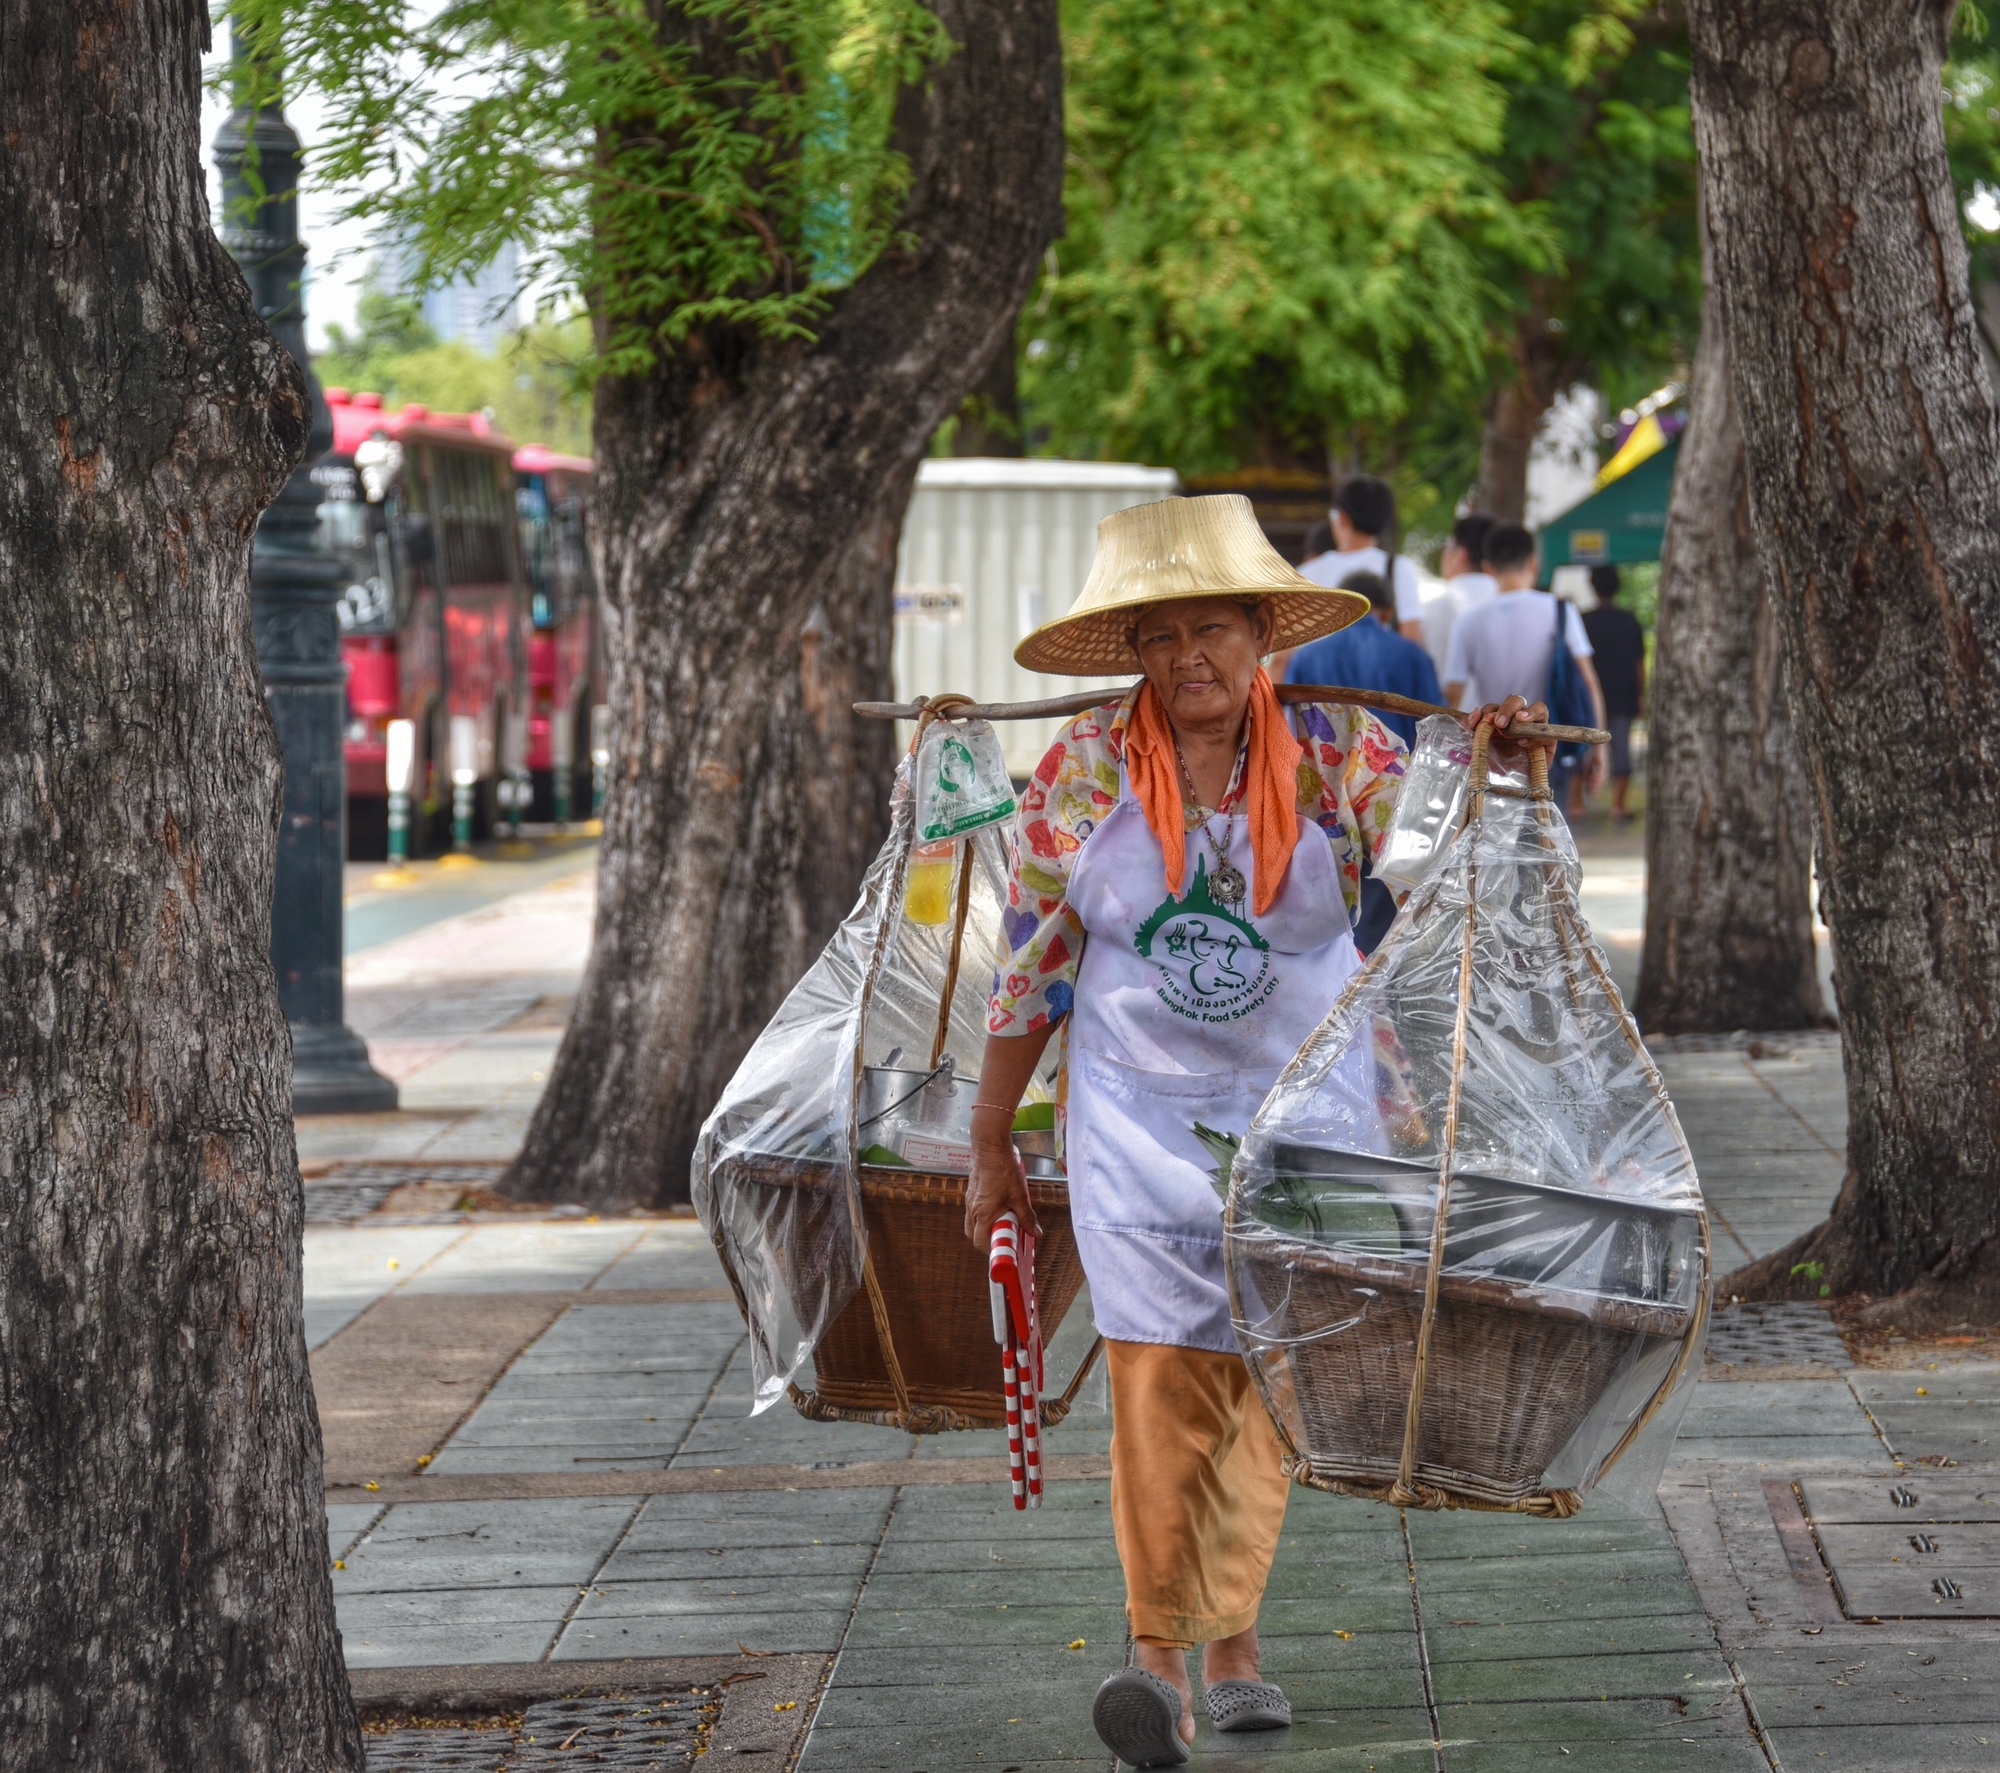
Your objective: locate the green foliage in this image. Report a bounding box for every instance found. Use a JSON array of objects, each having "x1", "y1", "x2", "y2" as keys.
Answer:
[
  {"x1": 227, "y1": 0, "x2": 950, "y2": 372},
  {"x1": 1943, "y1": 14, "x2": 2000, "y2": 295},
  {"x1": 1022, "y1": 0, "x2": 1531, "y2": 475},
  {"x1": 315, "y1": 303, "x2": 597, "y2": 458},
  {"x1": 1024, "y1": 0, "x2": 1699, "y2": 525},
  {"x1": 1481, "y1": 2, "x2": 1698, "y2": 412}
]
